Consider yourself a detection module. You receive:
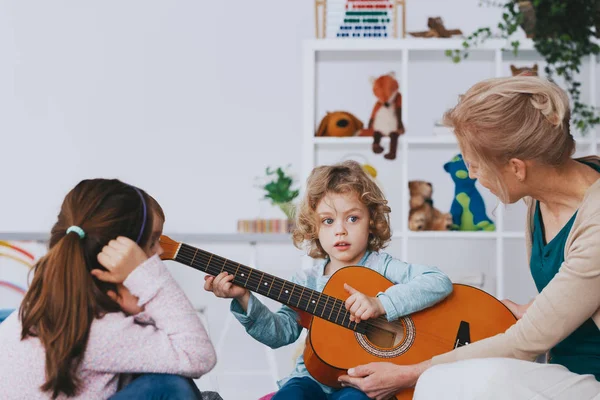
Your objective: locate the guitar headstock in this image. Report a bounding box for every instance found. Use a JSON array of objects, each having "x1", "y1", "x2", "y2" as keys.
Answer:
[{"x1": 159, "y1": 235, "x2": 181, "y2": 261}]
